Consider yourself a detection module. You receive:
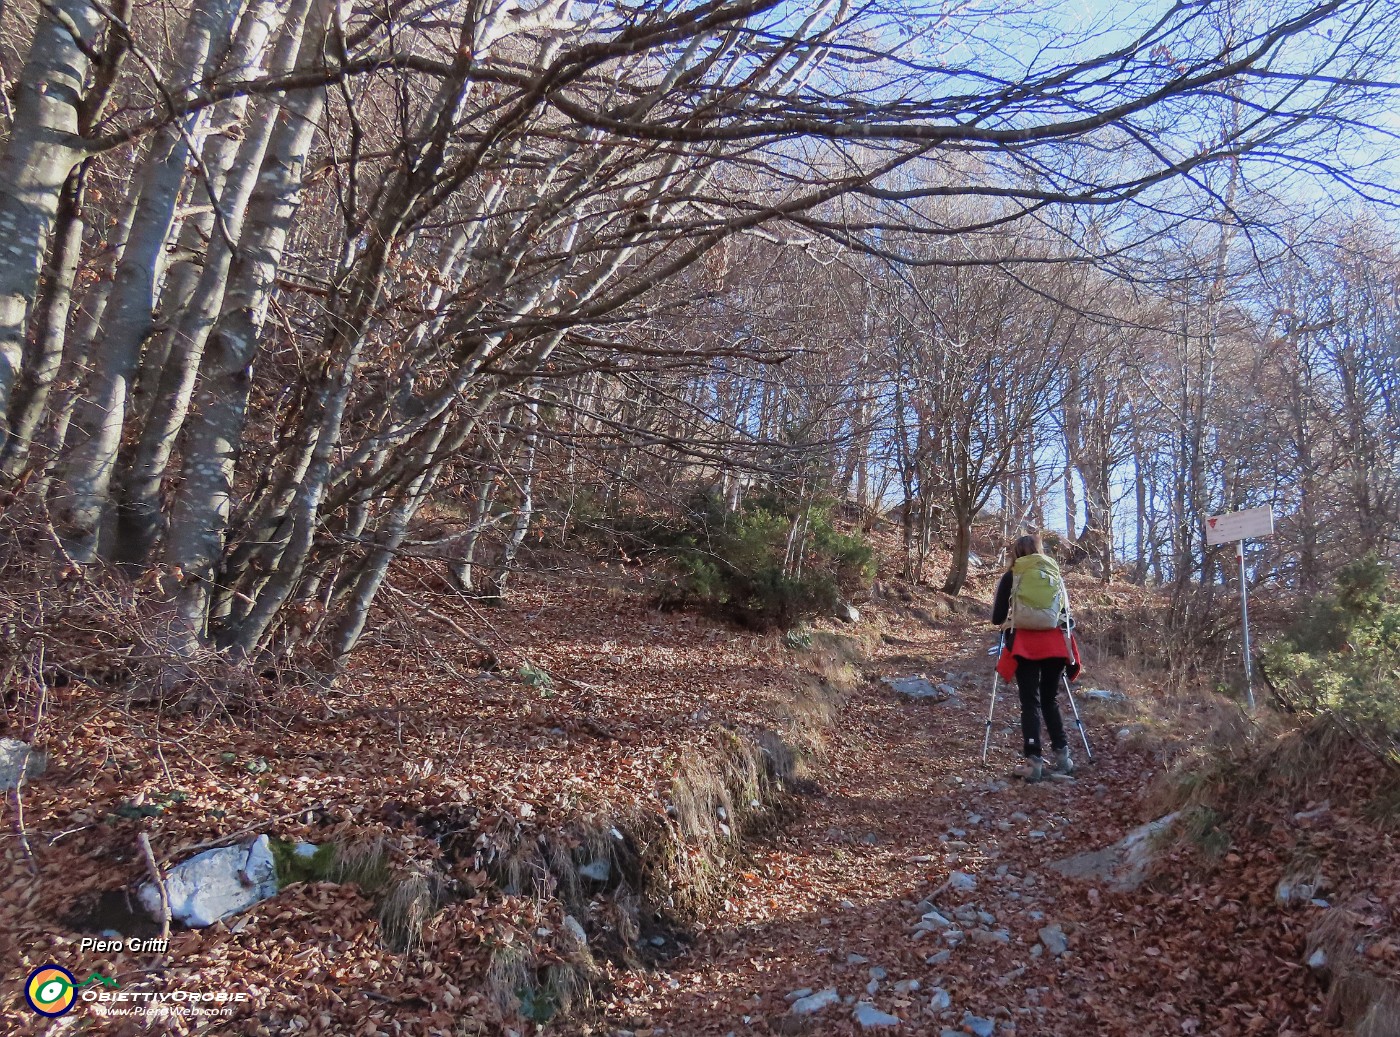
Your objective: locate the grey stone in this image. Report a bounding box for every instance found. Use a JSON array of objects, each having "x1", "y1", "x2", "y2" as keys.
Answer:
[
  {"x1": 920, "y1": 909, "x2": 955, "y2": 929},
  {"x1": 835, "y1": 601, "x2": 862, "y2": 624},
  {"x1": 977, "y1": 911, "x2": 996, "y2": 925},
  {"x1": 967, "y1": 814, "x2": 983, "y2": 825},
  {"x1": 0, "y1": 738, "x2": 44, "y2": 791},
  {"x1": 947, "y1": 871, "x2": 977, "y2": 892},
  {"x1": 892, "y1": 979, "x2": 921, "y2": 995},
  {"x1": 138, "y1": 834, "x2": 279, "y2": 927},
  {"x1": 1038, "y1": 924, "x2": 1069, "y2": 957},
  {"x1": 869, "y1": 967, "x2": 888, "y2": 981},
  {"x1": 927, "y1": 987, "x2": 951, "y2": 1011},
  {"x1": 962, "y1": 1013, "x2": 996, "y2": 1037},
  {"x1": 1276, "y1": 869, "x2": 1328, "y2": 906},
  {"x1": 847, "y1": 953, "x2": 870, "y2": 965},
  {"x1": 1081, "y1": 688, "x2": 1125, "y2": 701},
  {"x1": 1048, "y1": 813, "x2": 1180, "y2": 893},
  {"x1": 943, "y1": 929, "x2": 965, "y2": 946},
  {"x1": 563, "y1": 915, "x2": 588, "y2": 947},
  {"x1": 790, "y1": 989, "x2": 840, "y2": 1015},
  {"x1": 580, "y1": 859, "x2": 611, "y2": 882},
  {"x1": 1293, "y1": 801, "x2": 1331, "y2": 823},
  {"x1": 884, "y1": 676, "x2": 950, "y2": 701},
  {"x1": 970, "y1": 928, "x2": 1011, "y2": 946},
  {"x1": 853, "y1": 1002, "x2": 901, "y2": 1028},
  {"x1": 926, "y1": 950, "x2": 952, "y2": 966},
  {"x1": 867, "y1": 979, "x2": 880, "y2": 996},
  {"x1": 786, "y1": 988, "x2": 815, "y2": 1002},
  {"x1": 1307, "y1": 948, "x2": 1328, "y2": 970},
  {"x1": 1010, "y1": 812, "x2": 1030, "y2": 823}
]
